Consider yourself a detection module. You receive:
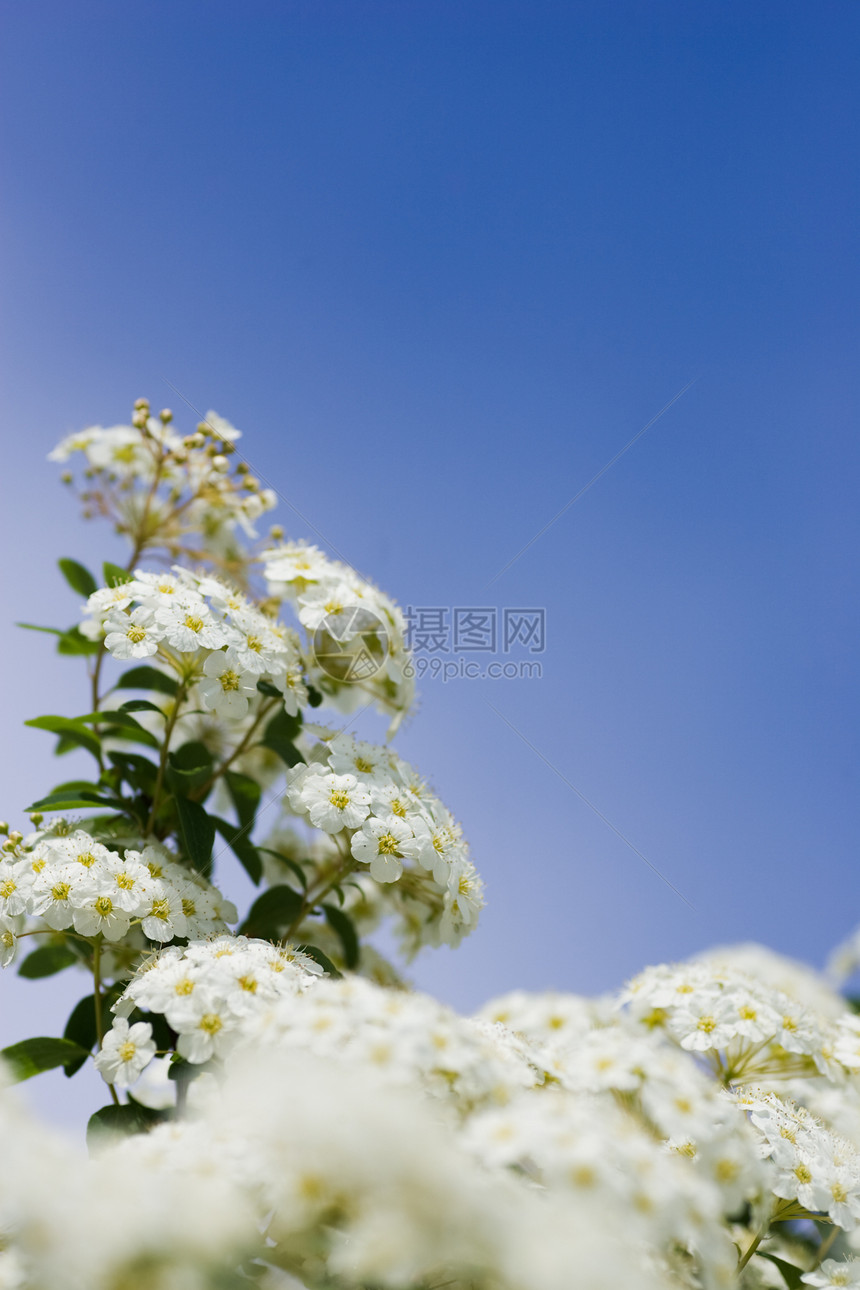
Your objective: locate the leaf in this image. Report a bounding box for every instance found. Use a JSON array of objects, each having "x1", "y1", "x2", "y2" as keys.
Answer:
[
  {"x1": 102, "y1": 561, "x2": 133, "y2": 587},
  {"x1": 118, "y1": 699, "x2": 165, "y2": 715},
  {"x1": 87, "y1": 1099, "x2": 169, "y2": 1148},
  {"x1": 107, "y1": 752, "x2": 158, "y2": 795},
  {"x1": 213, "y1": 817, "x2": 262, "y2": 885},
  {"x1": 256, "y1": 847, "x2": 308, "y2": 890},
  {"x1": 757, "y1": 1252, "x2": 805, "y2": 1288},
  {"x1": 62, "y1": 986, "x2": 124, "y2": 1076},
  {"x1": 256, "y1": 678, "x2": 283, "y2": 698},
  {"x1": 56, "y1": 626, "x2": 103, "y2": 656},
  {"x1": 75, "y1": 710, "x2": 160, "y2": 750},
  {"x1": 0, "y1": 1036, "x2": 89, "y2": 1083},
  {"x1": 262, "y1": 708, "x2": 304, "y2": 767},
  {"x1": 225, "y1": 771, "x2": 261, "y2": 832},
  {"x1": 166, "y1": 741, "x2": 214, "y2": 796},
  {"x1": 25, "y1": 715, "x2": 101, "y2": 759},
  {"x1": 26, "y1": 790, "x2": 120, "y2": 812},
  {"x1": 322, "y1": 904, "x2": 360, "y2": 969},
  {"x1": 239, "y1": 884, "x2": 304, "y2": 939},
  {"x1": 115, "y1": 665, "x2": 178, "y2": 696},
  {"x1": 16, "y1": 623, "x2": 102, "y2": 656},
  {"x1": 58, "y1": 558, "x2": 98, "y2": 598},
  {"x1": 175, "y1": 796, "x2": 215, "y2": 875},
  {"x1": 296, "y1": 944, "x2": 342, "y2": 979},
  {"x1": 18, "y1": 943, "x2": 79, "y2": 979},
  {"x1": 307, "y1": 684, "x2": 324, "y2": 708}
]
